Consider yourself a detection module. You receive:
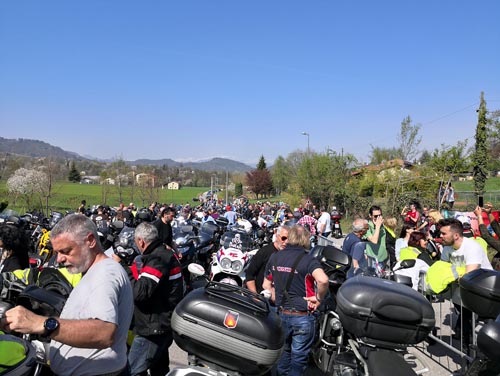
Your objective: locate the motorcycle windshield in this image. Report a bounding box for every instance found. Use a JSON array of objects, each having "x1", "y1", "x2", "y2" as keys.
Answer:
[{"x1": 220, "y1": 231, "x2": 252, "y2": 252}]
